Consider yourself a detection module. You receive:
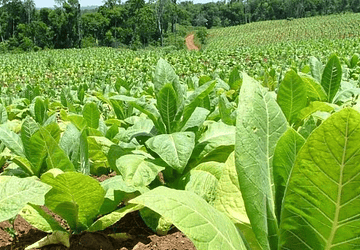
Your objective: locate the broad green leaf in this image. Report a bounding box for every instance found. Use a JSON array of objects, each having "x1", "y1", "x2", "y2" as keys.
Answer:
[
  {"x1": 34, "y1": 97, "x2": 47, "y2": 124},
  {"x1": 298, "y1": 115, "x2": 317, "y2": 139},
  {"x1": 12, "y1": 156, "x2": 34, "y2": 176},
  {"x1": 298, "y1": 101, "x2": 335, "y2": 121},
  {"x1": 321, "y1": 54, "x2": 342, "y2": 103},
  {"x1": 78, "y1": 87, "x2": 85, "y2": 104},
  {"x1": 299, "y1": 73, "x2": 327, "y2": 101},
  {"x1": 30, "y1": 127, "x2": 75, "y2": 175},
  {"x1": 107, "y1": 144, "x2": 133, "y2": 171},
  {"x1": 87, "y1": 127, "x2": 104, "y2": 137},
  {"x1": 181, "y1": 80, "x2": 216, "y2": 127},
  {"x1": 0, "y1": 125, "x2": 25, "y2": 158},
  {"x1": 98, "y1": 119, "x2": 108, "y2": 136},
  {"x1": 109, "y1": 99, "x2": 126, "y2": 120},
  {"x1": 41, "y1": 172, "x2": 105, "y2": 232},
  {"x1": 87, "y1": 136, "x2": 113, "y2": 175},
  {"x1": 213, "y1": 153, "x2": 260, "y2": 250},
  {"x1": 105, "y1": 123, "x2": 118, "y2": 140},
  {"x1": 88, "y1": 204, "x2": 142, "y2": 232},
  {"x1": 272, "y1": 128, "x2": 305, "y2": 221},
  {"x1": 116, "y1": 78, "x2": 132, "y2": 91},
  {"x1": 99, "y1": 175, "x2": 139, "y2": 215},
  {"x1": 60, "y1": 87, "x2": 74, "y2": 109},
  {"x1": 67, "y1": 114, "x2": 87, "y2": 131},
  {"x1": 130, "y1": 186, "x2": 246, "y2": 250},
  {"x1": 114, "y1": 154, "x2": 165, "y2": 187},
  {"x1": 195, "y1": 121, "x2": 235, "y2": 162},
  {"x1": 333, "y1": 86, "x2": 360, "y2": 104},
  {"x1": 44, "y1": 113, "x2": 57, "y2": 126},
  {"x1": 21, "y1": 116, "x2": 39, "y2": 159},
  {"x1": 87, "y1": 136, "x2": 113, "y2": 155},
  {"x1": 219, "y1": 94, "x2": 236, "y2": 126},
  {"x1": 59, "y1": 123, "x2": 81, "y2": 167},
  {"x1": 229, "y1": 67, "x2": 242, "y2": 90},
  {"x1": 157, "y1": 83, "x2": 177, "y2": 133},
  {"x1": 140, "y1": 207, "x2": 172, "y2": 235},
  {"x1": 217, "y1": 77, "x2": 231, "y2": 90},
  {"x1": 79, "y1": 129, "x2": 90, "y2": 175},
  {"x1": 101, "y1": 175, "x2": 138, "y2": 194},
  {"x1": 153, "y1": 58, "x2": 179, "y2": 94},
  {"x1": 309, "y1": 56, "x2": 323, "y2": 83},
  {"x1": 213, "y1": 153, "x2": 248, "y2": 224},
  {"x1": 83, "y1": 102, "x2": 100, "y2": 129},
  {"x1": 0, "y1": 103, "x2": 8, "y2": 124},
  {"x1": 236, "y1": 73, "x2": 287, "y2": 249},
  {"x1": 111, "y1": 95, "x2": 166, "y2": 134},
  {"x1": 153, "y1": 59, "x2": 185, "y2": 109},
  {"x1": 43, "y1": 122, "x2": 61, "y2": 143},
  {"x1": 0, "y1": 176, "x2": 51, "y2": 222},
  {"x1": 199, "y1": 75, "x2": 212, "y2": 86},
  {"x1": 279, "y1": 108, "x2": 360, "y2": 249},
  {"x1": 20, "y1": 204, "x2": 65, "y2": 233},
  {"x1": 176, "y1": 161, "x2": 223, "y2": 202},
  {"x1": 145, "y1": 132, "x2": 195, "y2": 174},
  {"x1": 0, "y1": 162, "x2": 27, "y2": 177},
  {"x1": 277, "y1": 70, "x2": 307, "y2": 124},
  {"x1": 180, "y1": 107, "x2": 209, "y2": 132},
  {"x1": 121, "y1": 118, "x2": 155, "y2": 142},
  {"x1": 348, "y1": 53, "x2": 359, "y2": 68}
]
